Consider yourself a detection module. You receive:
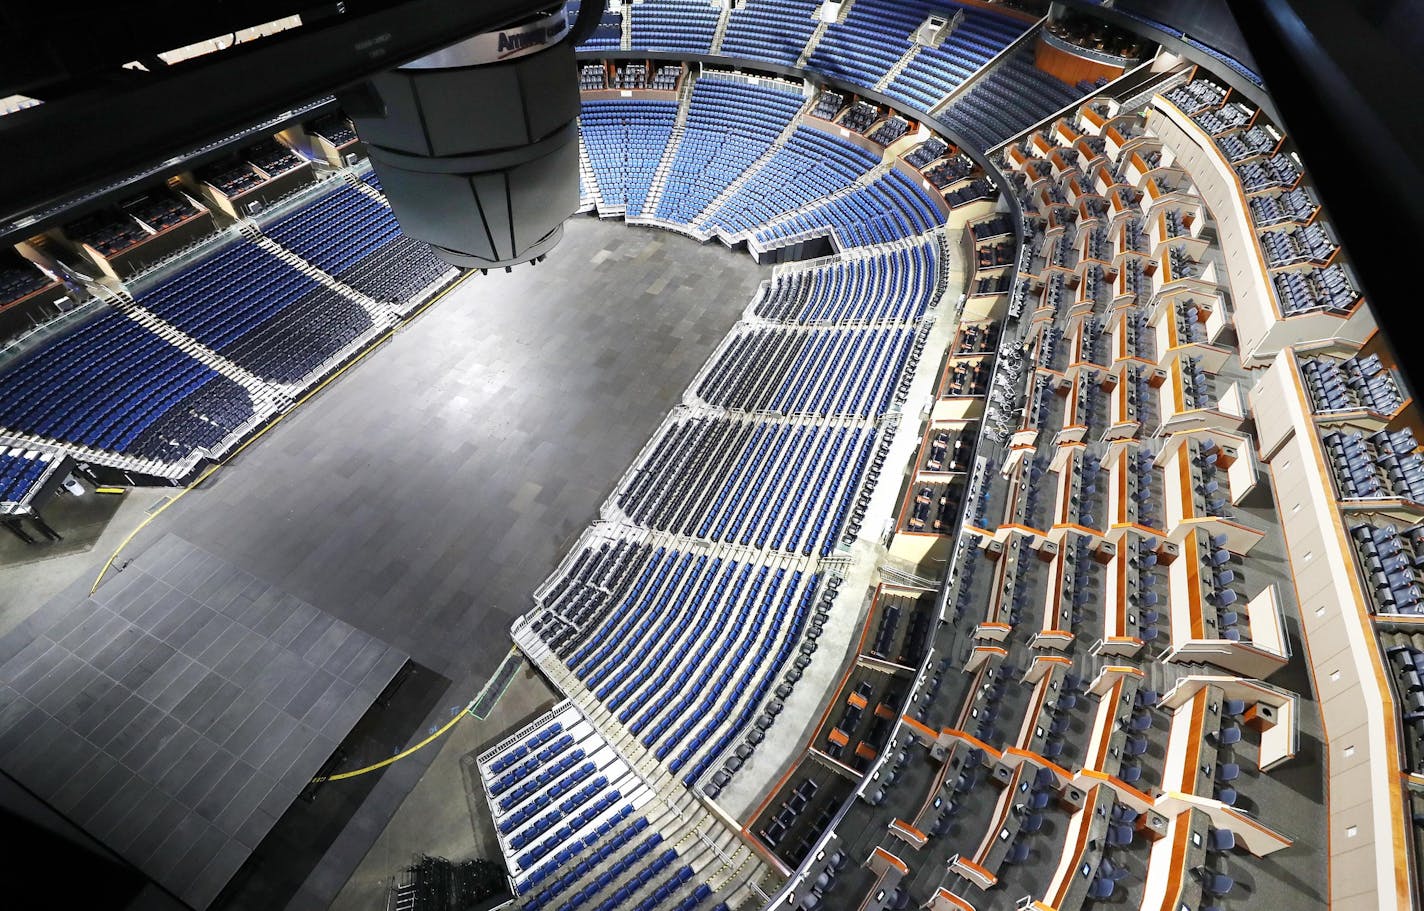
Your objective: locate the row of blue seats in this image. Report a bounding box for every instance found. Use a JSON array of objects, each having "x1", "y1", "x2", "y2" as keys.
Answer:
[
  {"x1": 502, "y1": 768, "x2": 607, "y2": 837},
  {"x1": 575, "y1": 84, "x2": 947, "y2": 248},
  {"x1": 571, "y1": 1, "x2": 623, "y2": 52},
  {"x1": 491, "y1": 721, "x2": 566, "y2": 773},
  {"x1": 1259, "y1": 223, "x2": 1334, "y2": 267},
  {"x1": 594, "y1": 556, "x2": 735, "y2": 710},
  {"x1": 1325, "y1": 428, "x2": 1424, "y2": 502},
  {"x1": 501, "y1": 745, "x2": 589, "y2": 808},
  {"x1": 543, "y1": 542, "x2": 651, "y2": 658},
  {"x1": 1163, "y1": 78, "x2": 1228, "y2": 116},
  {"x1": 698, "y1": 326, "x2": 913, "y2": 418},
  {"x1": 888, "y1": 11, "x2": 1028, "y2": 110},
  {"x1": 768, "y1": 328, "x2": 910, "y2": 417},
  {"x1": 1237, "y1": 153, "x2": 1301, "y2": 192},
  {"x1": 552, "y1": 545, "x2": 815, "y2": 778},
  {"x1": 611, "y1": 561, "x2": 760, "y2": 733},
  {"x1": 264, "y1": 185, "x2": 397, "y2": 277},
  {"x1": 498, "y1": 751, "x2": 598, "y2": 825},
  {"x1": 1249, "y1": 187, "x2": 1317, "y2": 227},
  {"x1": 135, "y1": 240, "x2": 319, "y2": 350},
  {"x1": 622, "y1": 566, "x2": 767, "y2": 747},
  {"x1": 753, "y1": 168, "x2": 939, "y2": 249},
  {"x1": 133, "y1": 236, "x2": 377, "y2": 384},
  {"x1": 680, "y1": 576, "x2": 815, "y2": 784},
  {"x1": 559, "y1": 837, "x2": 671, "y2": 911},
  {"x1": 581, "y1": 100, "x2": 679, "y2": 216},
  {"x1": 263, "y1": 184, "x2": 451, "y2": 303},
  {"x1": 628, "y1": 0, "x2": 719, "y2": 54},
  {"x1": 222, "y1": 285, "x2": 373, "y2": 383},
  {"x1": 1218, "y1": 125, "x2": 1277, "y2": 163},
  {"x1": 625, "y1": 0, "x2": 1029, "y2": 114},
  {"x1": 634, "y1": 567, "x2": 798, "y2": 769},
  {"x1": 589, "y1": 852, "x2": 680, "y2": 911},
  {"x1": 807, "y1": 0, "x2": 941, "y2": 88},
  {"x1": 619, "y1": 417, "x2": 870, "y2": 555},
  {"x1": 1272, "y1": 263, "x2": 1356, "y2": 314},
  {"x1": 516, "y1": 787, "x2": 624, "y2": 868},
  {"x1": 520, "y1": 807, "x2": 641, "y2": 893},
  {"x1": 493, "y1": 735, "x2": 575, "y2": 796},
  {"x1": 566, "y1": 545, "x2": 674, "y2": 670},
  {"x1": 1, "y1": 258, "x2": 53, "y2": 305},
  {"x1": 654, "y1": 77, "x2": 805, "y2": 224},
  {"x1": 719, "y1": 0, "x2": 820, "y2": 65},
  {"x1": 1193, "y1": 100, "x2": 1253, "y2": 137},
  {"x1": 1302, "y1": 353, "x2": 1402, "y2": 415},
  {"x1": 527, "y1": 826, "x2": 660, "y2": 910},
  {"x1": 939, "y1": 39, "x2": 1083, "y2": 151},
  {"x1": 756, "y1": 243, "x2": 939, "y2": 324},
  {"x1": 1352, "y1": 522, "x2": 1424, "y2": 615},
  {"x1": 0, "y1": 449, "x2": 51, "y2": 503},
  {"x1": 1385, "y1": 636, "x2": 1424, "y2": 748},
  {"x1": 701, "y1": 127, "x2": 880, "y2": 236},
  {"x1": 576, "y1": 553, "x2": 735, "y2": 687},
  {"x1": 0, "y1": 310, "x2": 254, "y2": 460}
]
